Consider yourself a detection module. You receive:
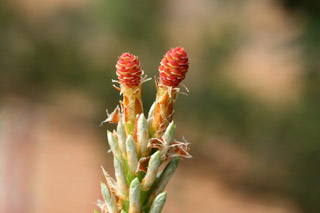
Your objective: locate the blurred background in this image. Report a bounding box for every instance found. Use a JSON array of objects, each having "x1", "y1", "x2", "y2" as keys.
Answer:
[{"x1": 1, "y1": 0, "x2": 320, "y2": 212}]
